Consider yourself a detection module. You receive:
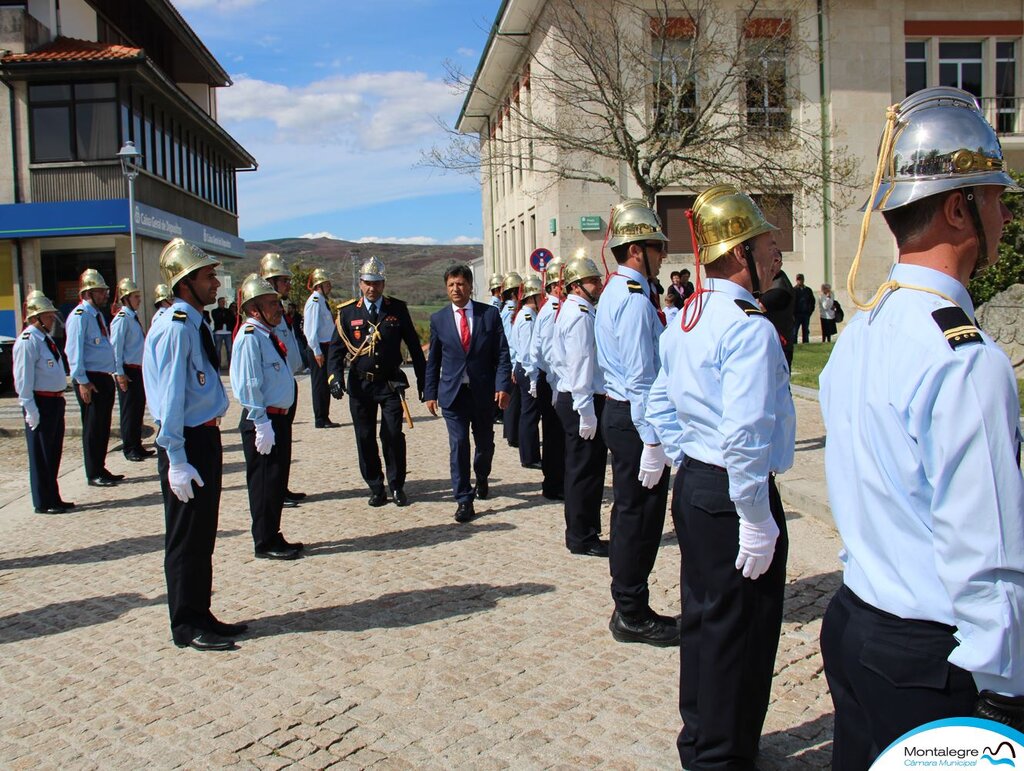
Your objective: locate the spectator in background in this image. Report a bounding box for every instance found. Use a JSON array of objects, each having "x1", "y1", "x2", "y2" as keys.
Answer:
[
  {"x1": 679, "y1": 269, "x2": 695, "y2": 303},
  {"x1": 663, "y1": 287, "x2": 680, "y2": 327},
  {"x1": 761, "y1": 259, "x2": 795, "y2": 368},
  {"x1": 211, "y1": 297, "x2": 234, "y2": 370},
  {"x1": 819, "y1": 284, "x2": 837, "y2": 342},
  {"x1": 792, "y1": 273, "x2": 815, "y2": 344}
]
